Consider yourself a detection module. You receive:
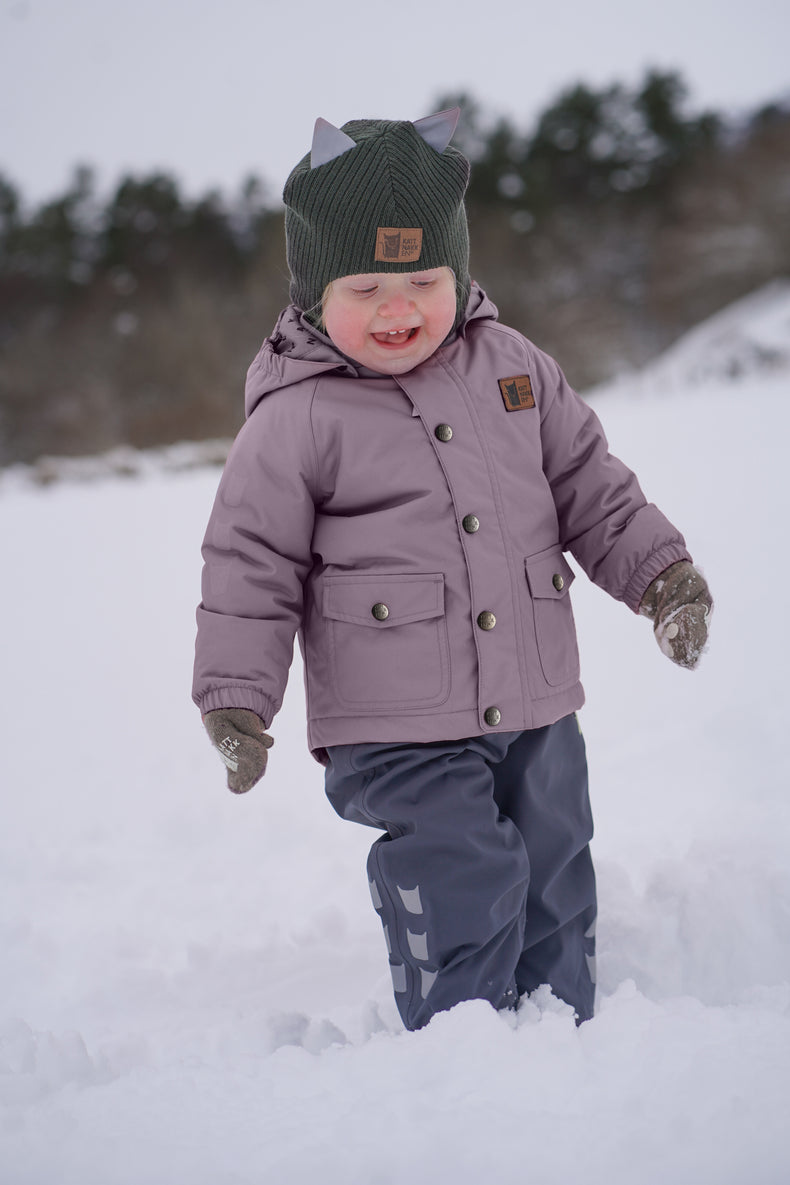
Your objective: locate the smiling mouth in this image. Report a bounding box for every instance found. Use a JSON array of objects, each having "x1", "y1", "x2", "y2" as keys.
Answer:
[{"x1": 371, "y1": 327, "x2": 419, "y2": 346}]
